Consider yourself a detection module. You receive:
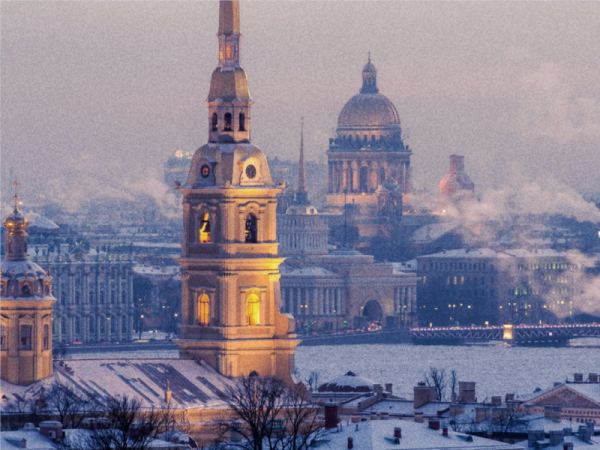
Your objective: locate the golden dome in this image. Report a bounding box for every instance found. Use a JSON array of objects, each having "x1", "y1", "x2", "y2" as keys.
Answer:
[{"x1": 338, "y1": 93, "x2": 400, "y2": 127}]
